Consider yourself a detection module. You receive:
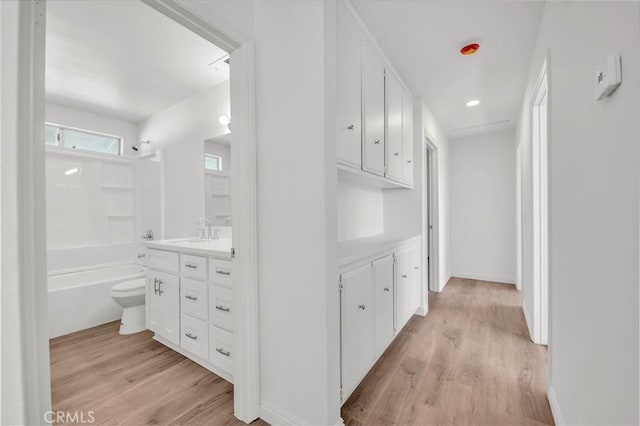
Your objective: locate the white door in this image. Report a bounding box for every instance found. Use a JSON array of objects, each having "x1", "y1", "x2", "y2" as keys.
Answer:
[
  {"x1": 372, "y1": 255, "x2": 394, "y2": 357},
  {"x1": 336, "y1": 2, "x2": 362, "y2": 169},
  {"x1": 401, "y1": 92, "x2": 414, "y2": 185},
  {"x1": 154, "y1": 271, "x2": 180, "y2": 345},
  {"x1": 395, "y1": 248, "x2": 412, "y2": 330},
  {"x1": 385, "y1": 73, "x2": 403, "y2": 181},
  {"x1": 362, "y1": 39, "x2": 385, "y2": 176},
  {"x1": 340, "y1": 263, "x2": 374, "y2": 400}
]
